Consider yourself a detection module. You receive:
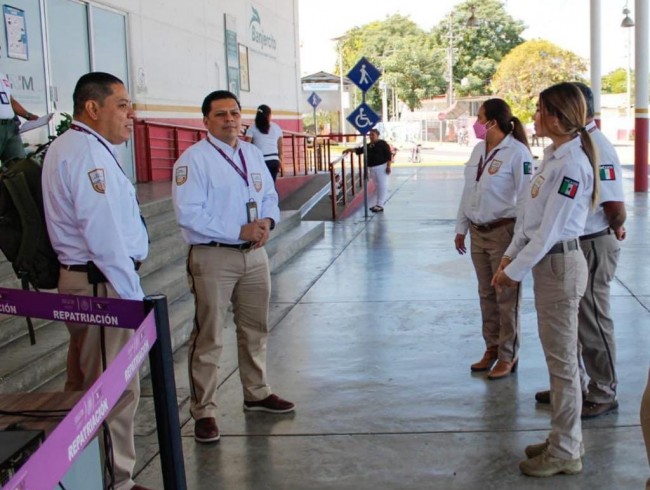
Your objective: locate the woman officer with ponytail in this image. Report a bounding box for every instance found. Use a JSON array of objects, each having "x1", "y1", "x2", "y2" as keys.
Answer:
[
  {"x1": 455, "y1": 98, "x2": 533, "y2": 380},
  {"x1": 493, "y1": 82, "x2": 599, "y2": 477}
]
